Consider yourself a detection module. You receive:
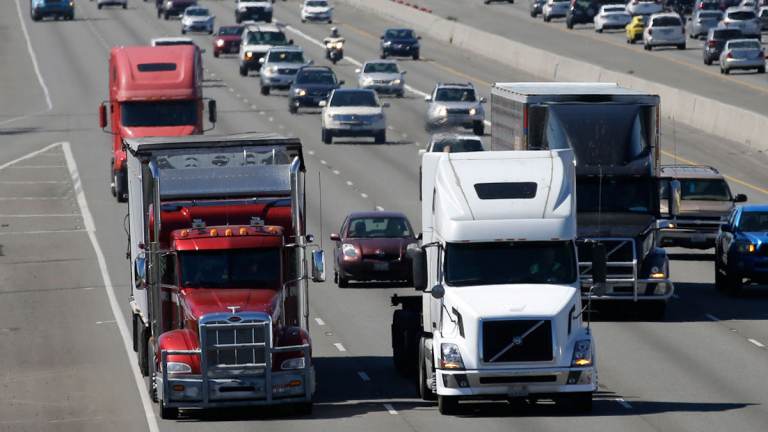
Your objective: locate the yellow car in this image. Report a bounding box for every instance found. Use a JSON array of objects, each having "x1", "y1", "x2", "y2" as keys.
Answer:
[{"x1": 625, "y1": 15, "x2": 648, "y2": 44}]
